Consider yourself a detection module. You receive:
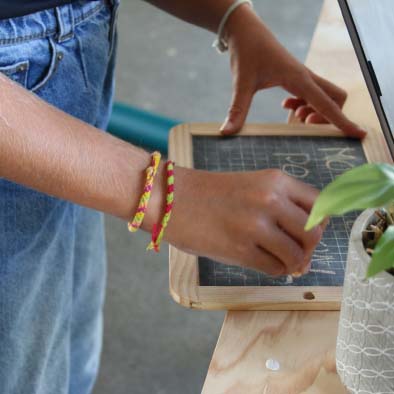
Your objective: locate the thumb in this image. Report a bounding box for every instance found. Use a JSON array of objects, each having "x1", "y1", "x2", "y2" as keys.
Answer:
[{"x1": 221, "y1": 83, "x2": 254, "y2": 135}]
